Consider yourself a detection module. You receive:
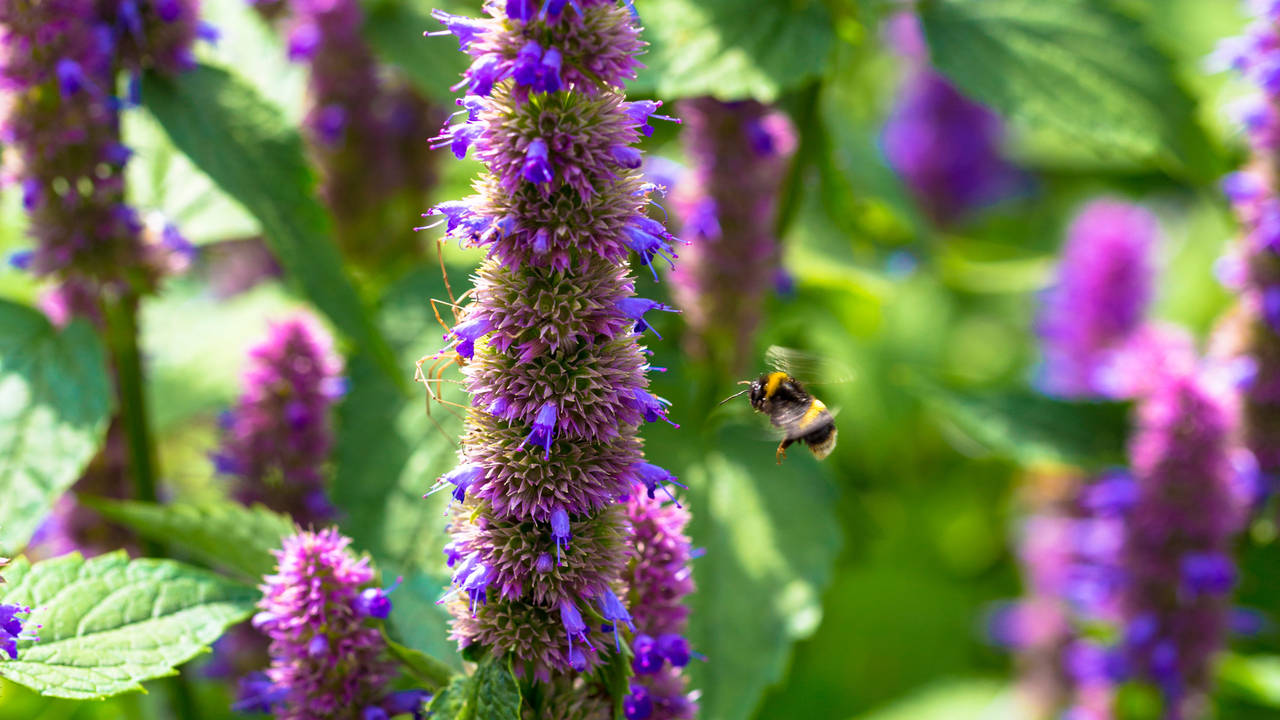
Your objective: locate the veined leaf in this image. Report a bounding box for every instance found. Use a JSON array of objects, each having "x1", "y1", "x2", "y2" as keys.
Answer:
[
  {"x1": 140, "y1": 64, "x2": 400, "y2": 385},
  {"x1": 919, "y1": 0, "x2": 1220, "y2": 179},
  {"x1": 0, "y1": 300, "x2": 111, "y2": 551},
  {"x1": 0, "y1": 552, "x2": 256, "y2": 699},
  {"x1": 633, "y1": 0, "x2": 834, "y2": 102},
  {"x1": 906, "y1": 375, "x2": 1130, "y2": 469},
  {"x1": 84, "y1": 499, "x2": 294, "y2": 582},
  {"x1": 424, "y1": 653, "x2": 520, "y2": 720}
]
